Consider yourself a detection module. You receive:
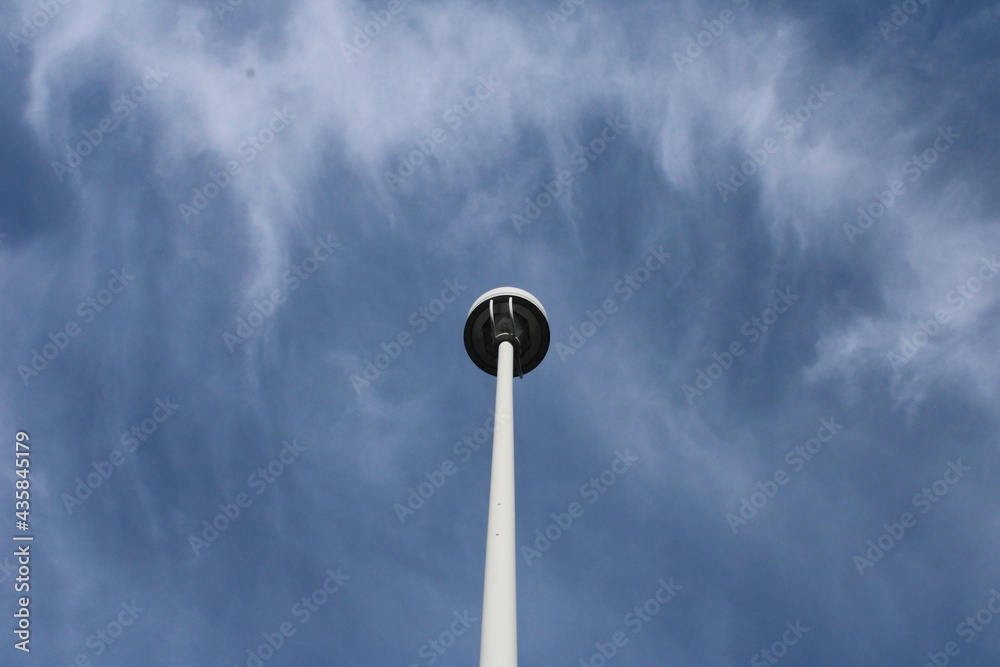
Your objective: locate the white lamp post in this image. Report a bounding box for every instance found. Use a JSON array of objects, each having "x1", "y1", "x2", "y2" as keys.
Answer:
[{"x1": 464, "y1": 288, "x2": 550, "y2": 667}]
